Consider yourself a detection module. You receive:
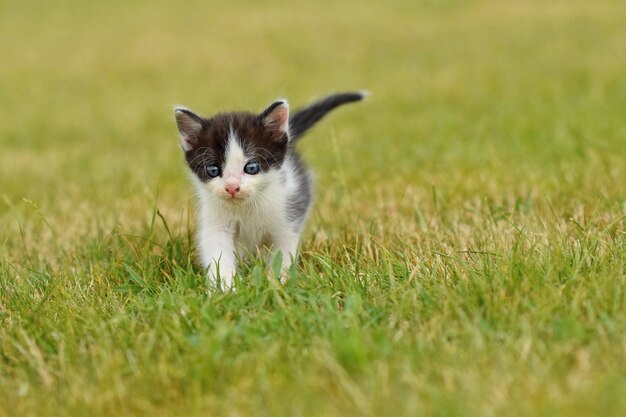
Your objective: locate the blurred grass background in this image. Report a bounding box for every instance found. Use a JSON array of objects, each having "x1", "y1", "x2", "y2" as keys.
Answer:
[{"x1": 1, "y1": 1, "x2": 625, "y2": 416}]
